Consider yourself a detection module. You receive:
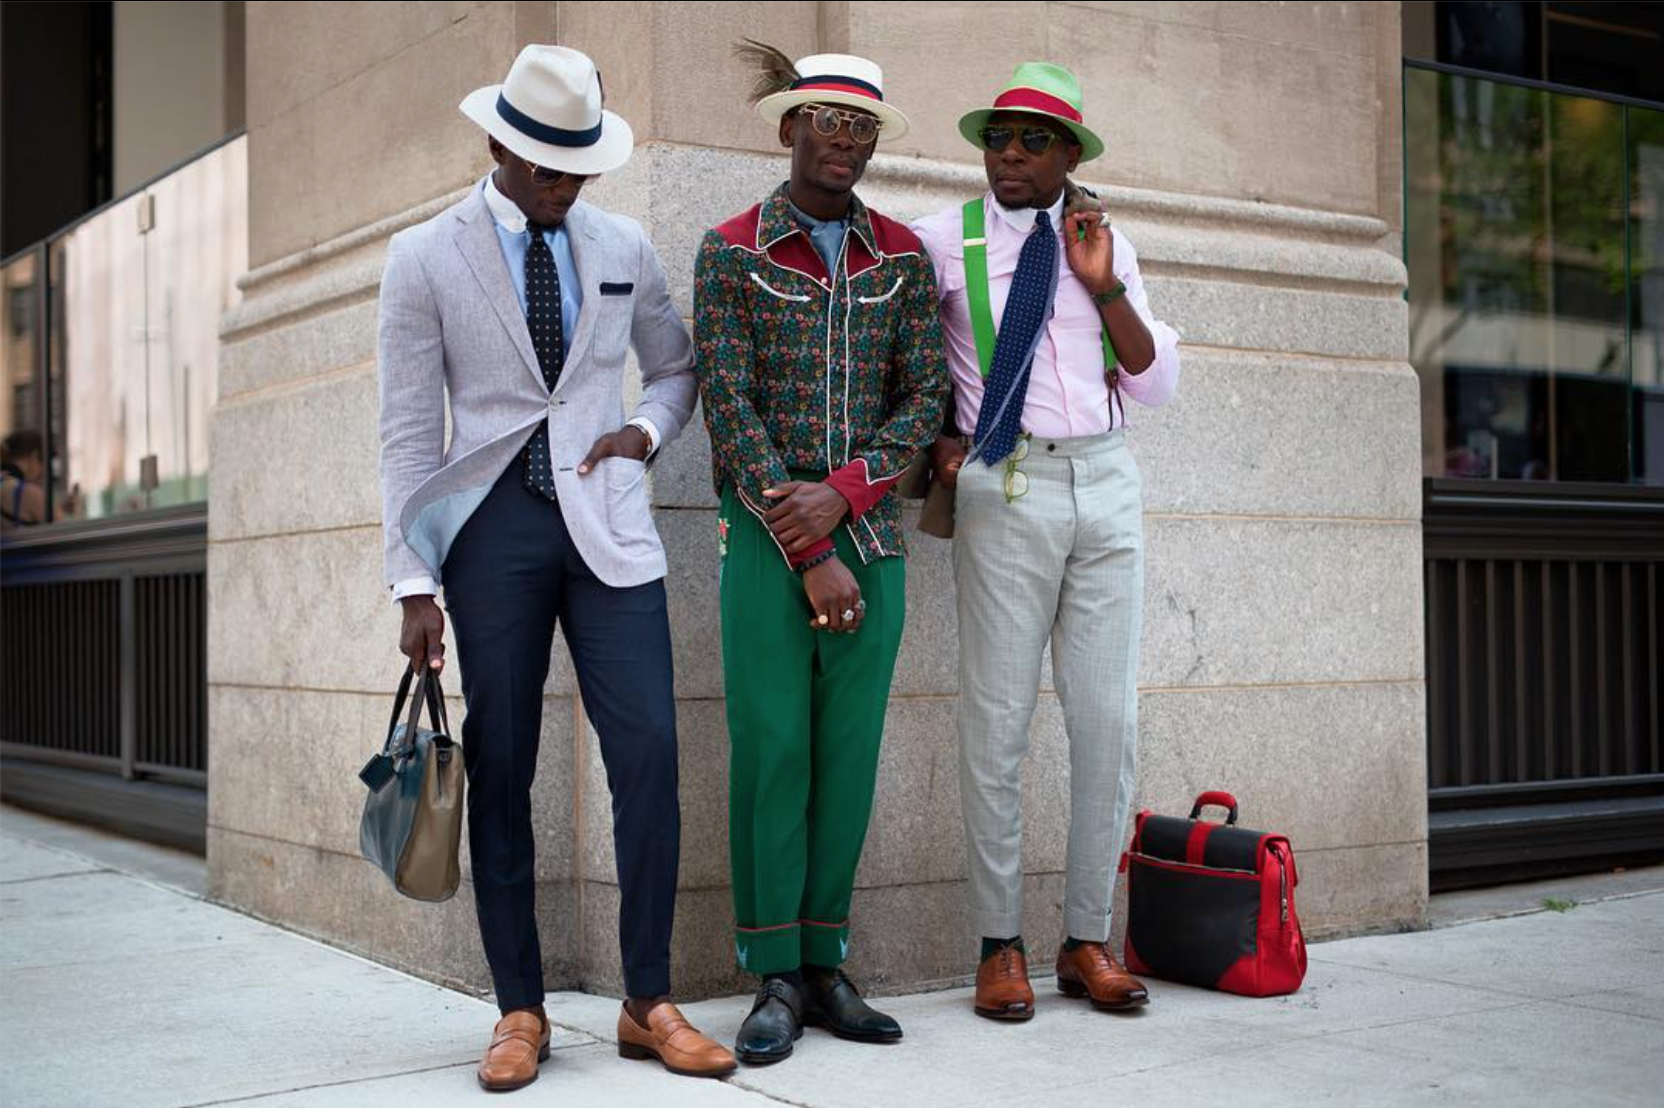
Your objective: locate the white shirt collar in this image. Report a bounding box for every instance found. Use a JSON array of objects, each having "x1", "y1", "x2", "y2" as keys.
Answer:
[
  {"x1": 482, "y1": 172, "x2": 532, "y2": 234},
  {"x1": 992, "y1": 192, "x2": 1065, "y2": 235}
]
